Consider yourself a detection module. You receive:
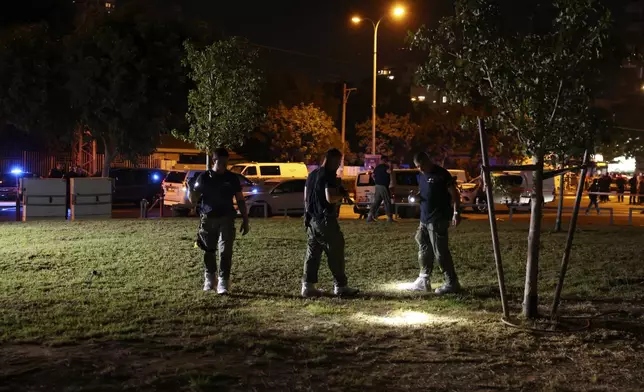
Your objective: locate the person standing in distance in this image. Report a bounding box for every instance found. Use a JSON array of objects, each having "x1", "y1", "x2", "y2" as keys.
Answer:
[
  {"x1": 190, "y1": 148, "x2": 249, "y2": 295},
  {"x1": 48, "y1": 163, "x2": 65, "y2": 179},
  {"x1": 367, "y1": 155, "x2": 394, "y2": 223},
  {"x1": 302, "y1": 148, "x2": 359, "y2": 298},
  {"x1": 407, "y1": 151, "x2": 462, "y2": 295}
]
